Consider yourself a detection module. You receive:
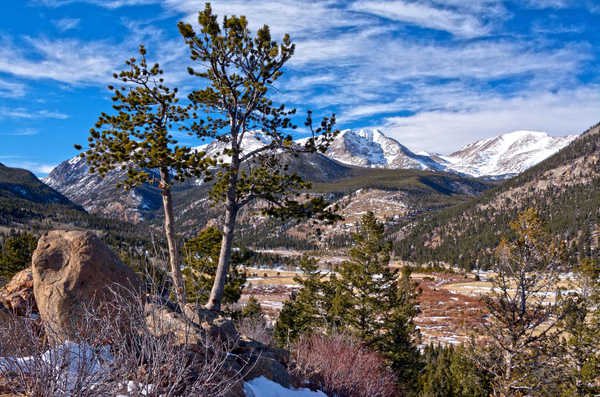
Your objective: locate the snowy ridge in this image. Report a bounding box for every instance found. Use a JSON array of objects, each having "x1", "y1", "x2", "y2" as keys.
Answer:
[
  {"x1": 314, "y1": 128, "x2": 578, "y2": 178},
  {"x1": 193, "y1": 130, "x2": 274, "y2": 164},
  {"x1": 323, "y1": 128, "x2": 446, "y2": 171},
  {"x1": 441, "y1": 130, "x2": 578, "y2": 177}
]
